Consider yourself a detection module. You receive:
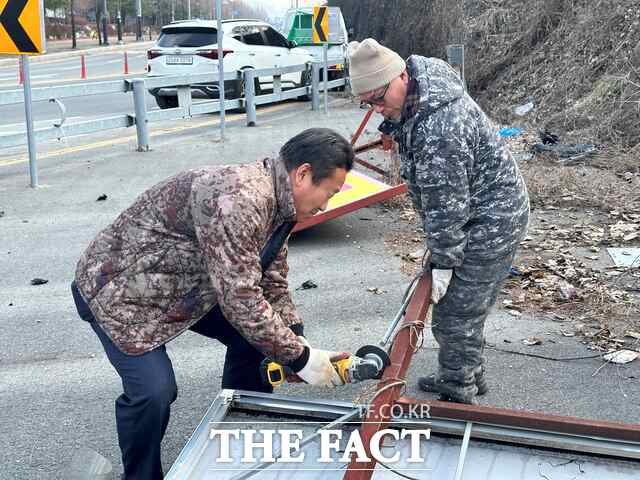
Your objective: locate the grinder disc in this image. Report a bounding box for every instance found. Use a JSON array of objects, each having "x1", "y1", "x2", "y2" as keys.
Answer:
[{"x1": 355, "y1": 345, "x2": 391, "y2": 379}]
